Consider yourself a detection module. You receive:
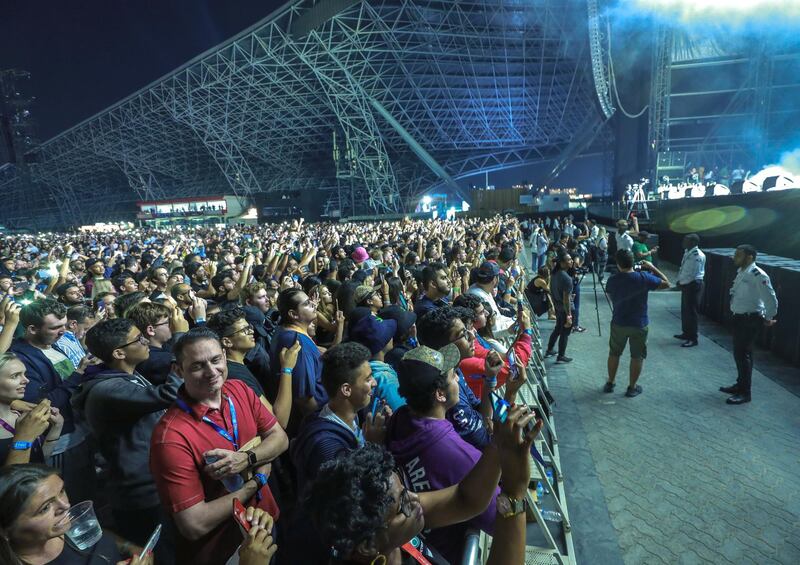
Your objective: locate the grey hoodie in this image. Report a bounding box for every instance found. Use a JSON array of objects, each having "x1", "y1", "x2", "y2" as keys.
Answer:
[{"x1": 72, "y1": 365, "x2": 181, "y2": 509}]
